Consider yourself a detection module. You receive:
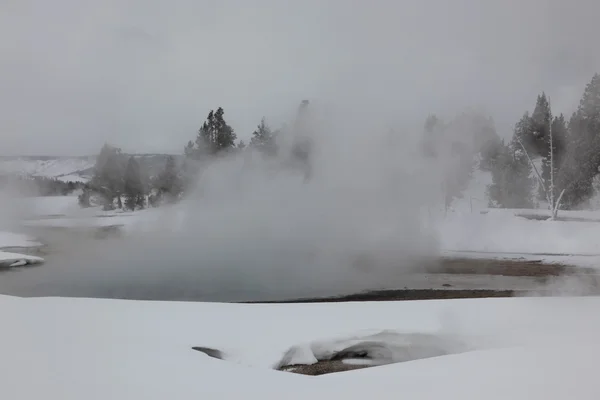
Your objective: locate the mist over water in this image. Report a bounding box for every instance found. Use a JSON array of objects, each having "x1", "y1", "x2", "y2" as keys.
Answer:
[{"x1": 18, "y1": 114, "x2": 443, "y2": 302}]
